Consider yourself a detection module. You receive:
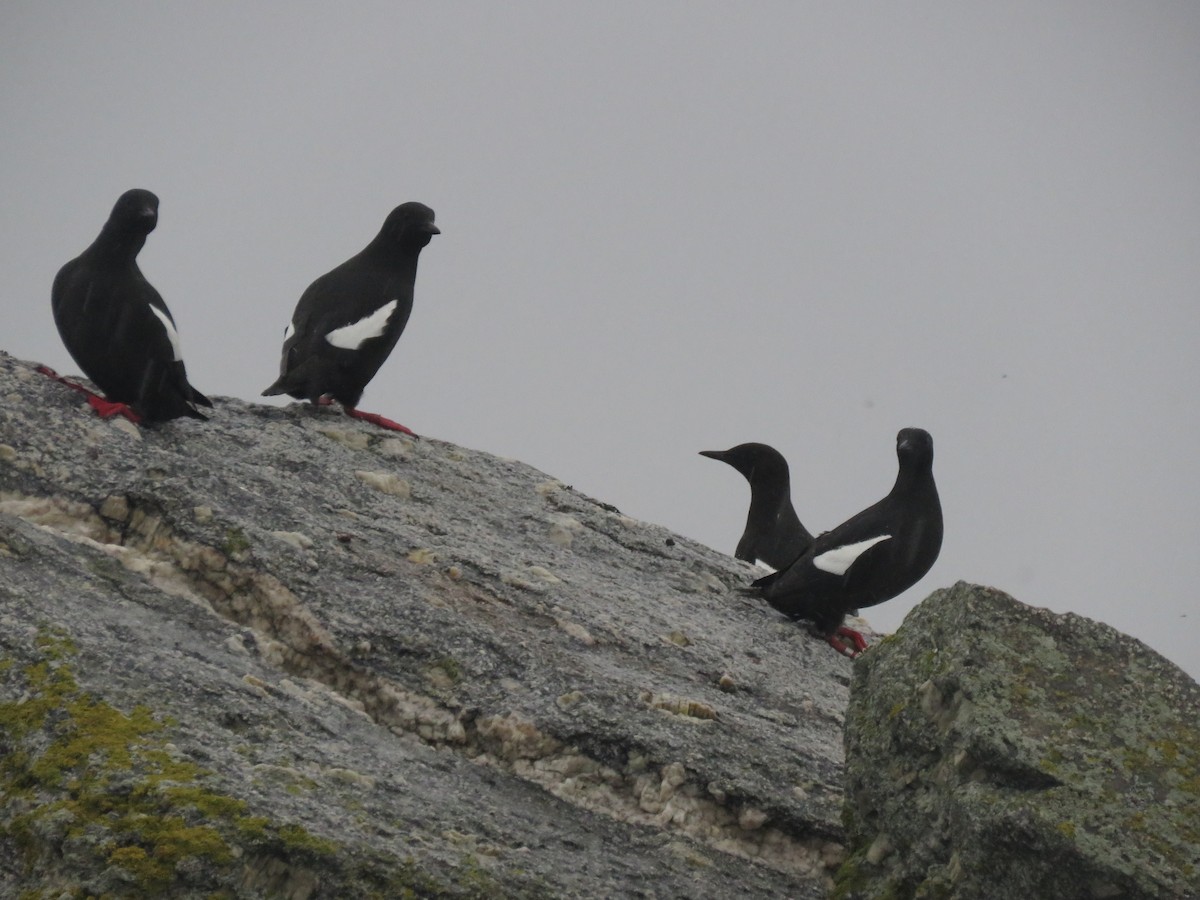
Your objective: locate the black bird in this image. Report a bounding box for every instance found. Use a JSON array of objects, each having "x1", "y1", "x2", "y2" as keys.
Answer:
[
  {"x1": 745, "y1": 428, "x2": 942, "y2": 657},
  {"x1": 47, "y1": 189, "x2": 212, "y2": 423},
  {"x1": 699, "y1": 442, "x2": 814, "y2": 569},
  {"x1": 262, "y1": 201, "x2": 439, "y2": 435}
]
